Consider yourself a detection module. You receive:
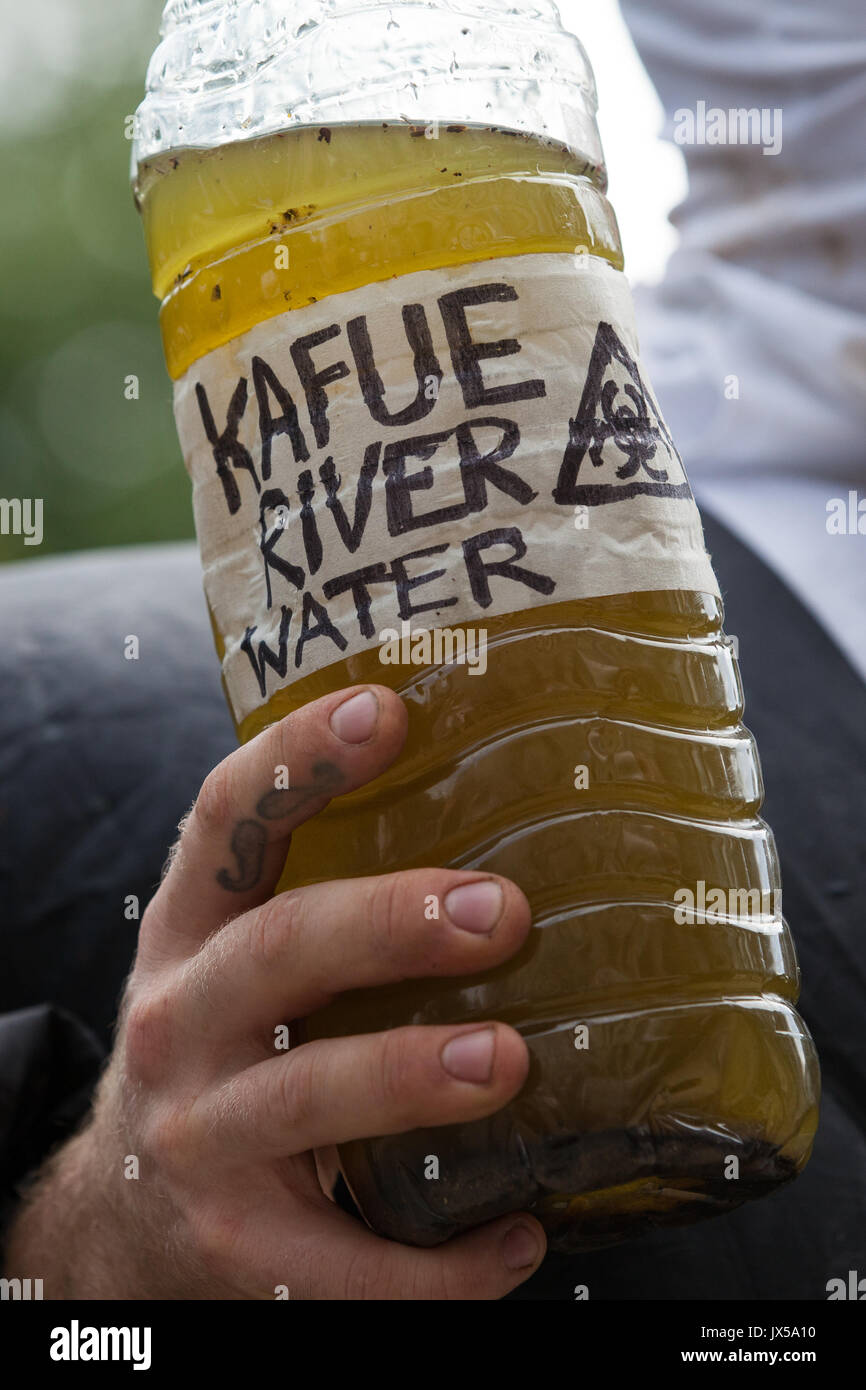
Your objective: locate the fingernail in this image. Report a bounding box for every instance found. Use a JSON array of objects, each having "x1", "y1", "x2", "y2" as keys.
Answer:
[
  {"x1": 444, "y1": 880, "x2": 504, "y2": 934},
  {"x1": 440, "y1": 1027, "x2": 496, "y2": 1083},
  {"x1": 329, "y1": 690, "x2": 379, "y2": 743},
  {"x1": 502, "y1": 1222, "x2": 541, "y2": 1271}
]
